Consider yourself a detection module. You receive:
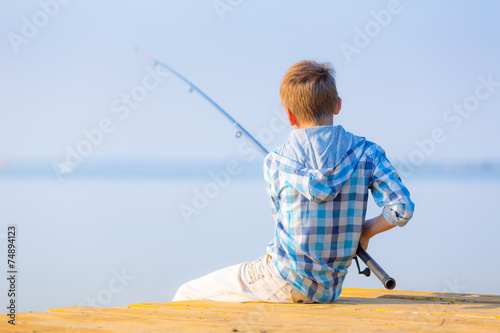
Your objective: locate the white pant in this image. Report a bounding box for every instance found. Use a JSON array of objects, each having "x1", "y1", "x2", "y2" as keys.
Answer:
[{"x1": 172, "y1": 254, "x2": 314, "y2": 303}]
